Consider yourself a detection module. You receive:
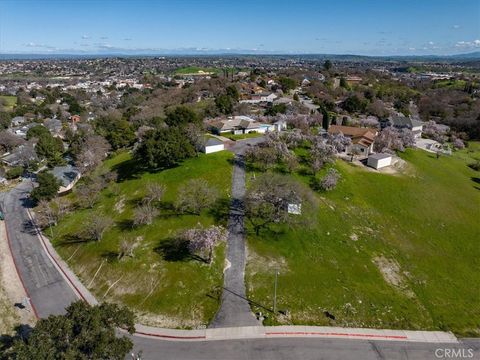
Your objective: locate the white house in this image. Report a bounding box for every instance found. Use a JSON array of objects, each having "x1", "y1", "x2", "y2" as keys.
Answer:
[
  {"x1": 239, "y1": 93, "x2": 277, "y2": 104},
  {"x1": 367, "y1": 153, "x2": 392, "y2": 169},
  {"x1": 203, "y1": 138, "x2": 225, "y2": 154}
]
